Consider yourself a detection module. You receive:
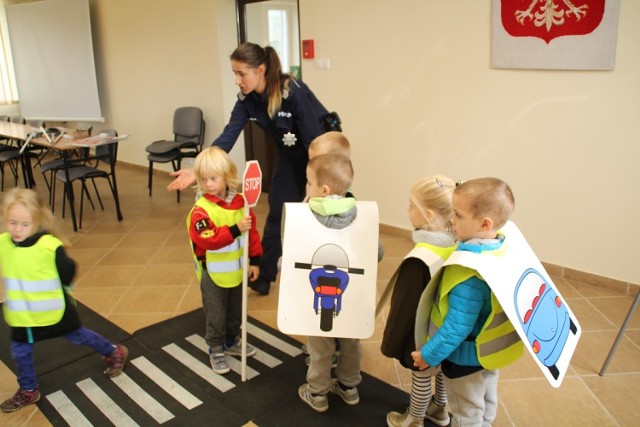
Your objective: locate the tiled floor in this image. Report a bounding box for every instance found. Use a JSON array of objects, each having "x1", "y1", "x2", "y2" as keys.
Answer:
[{"x1": 1, "y1": 161, "x2": 639, "y2": 426}]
